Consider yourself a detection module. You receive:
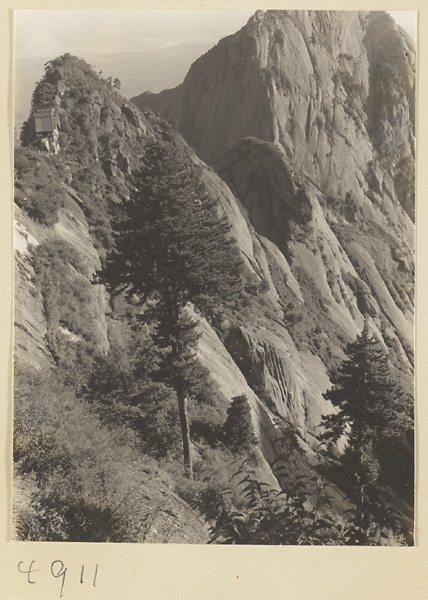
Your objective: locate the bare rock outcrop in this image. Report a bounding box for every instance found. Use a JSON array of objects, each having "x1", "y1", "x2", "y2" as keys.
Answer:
[
  {"x1": 133, "y1": 10, "x2": 415, "y2": 219},
  {"x1": 217, "y1": 136, "x2": 413, "y2": 373},
  {"x1": 14, "y1": 192, "x2": 109, "y2": 370}
]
